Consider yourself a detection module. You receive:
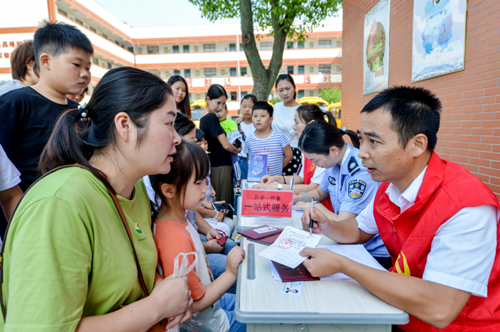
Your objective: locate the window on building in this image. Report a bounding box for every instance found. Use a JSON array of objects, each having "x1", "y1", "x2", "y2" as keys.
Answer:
[
  {"x1": 287, "y1": 66, "x2": 294, "y2": 74},
  {"x1": 204, "y1": 68, "x2": 217, "y2": 77},
  {"x1": 138, "y1": 48, "x2": 143, "y2": 54},
  {"x1": 240, "y1": 67, "x2": 247, "y2": 76},
  {"x1": 147, "y1": 46, "x2": 159, "y2": 54},
  {"x1": 309, "y1": 42, "x2": 314, "y2": 48},
  {"x1": 164, "y1": 47, "x2": 168, "y2": 53},
  {"x1": 102, "y1": 34, "x2": 108, "y2": 40},
  {"x1": 336, "y1": 65, "x2": 342, "y2": 72},
  {"x1": 298, "y1": 65, "x2": 304, "y2": 74},
  {"x1": 309, "y1": 91, "x2": 314, "y2": 97},
  {"x1": 174, "y1": 69, "x2": 180, "y2": 75},
  {"x1": 298, "y1": 42, "x2": 304, "y2": 49},
  {"x1": 173, "y1": 45, "x2": 179, "y2": 53},
  {"x1": 230, "y1": 67, "x2": 237, "y2": 76},
  {"x1": 57, "y1": 8, "x2": 67, "y2": 16},
  {"x1": 319, "y1": 39, "x2": 332, "y2": 48},
  {"x1": 336, "y1": 40, "x2": 342, "y2": 47},
  {"x1": 261, "y1": 41, "x2": 273, "y2": 50},
  {"x1": 127, "y1": 46, "x2": 133, "y2": 53},
  {"x1": 75, "y1": 18, "x2": 83, "y2": 26},
  {"x1": 89, "y1": 27, "x2": 96, "y2": 33},
  {"x1": 231, "y1": 92, "x2": 237, "y2": 101},
  {"x1": 92, "y1": 57, "x2": 99, "y2": 65},
  {"x1": 287, "y1": 41, "x2": 294, "y2": 49},
  {"x1": 319, "y1": 64, "x2": 331, "y2": 73},
  {"x1": 298, "y1": 90, "x2": 305, "y2": 99},
  {"x1": 183, "y1": 45, "x2": 190, "y2": 52},
  {"x1": 149, "y1": 70, "x2": 160, "y2": 77},
  {"x1": 240, "y1": 44, "x2": 244, "y2": 51},
  {"x1": 194, "y1": 46, "x2": 199, "y2": 52},
  {"x1": 184, "y1": 69, "x2": 191, "y2": 77},
  {"x1": 107, "y1": 62, "x2": 112, "y2": 69},
  {"x1": 229, "y1": 43, "x2": 236, "y2": 51},
  {"x1": 203, "y1": 44, "x2": 216, "y2": 52}
]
